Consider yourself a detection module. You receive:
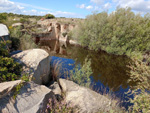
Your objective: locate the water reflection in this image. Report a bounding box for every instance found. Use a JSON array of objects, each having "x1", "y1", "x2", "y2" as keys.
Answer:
[
  {"x1": 39, "y1": 39, "x2": 138, "y2": 108},
  {"x1": 39, "y1": 39, "x2": 135, "y2": 92},
  {"x1": 40, "y1": 40, "x2": 68, "y2": 56}
]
